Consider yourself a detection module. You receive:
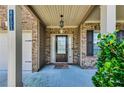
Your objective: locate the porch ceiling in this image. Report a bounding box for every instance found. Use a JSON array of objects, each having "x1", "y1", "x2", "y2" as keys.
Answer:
[{"x1": 31, "y1": 5, "x2": 93, "y2": 27}]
